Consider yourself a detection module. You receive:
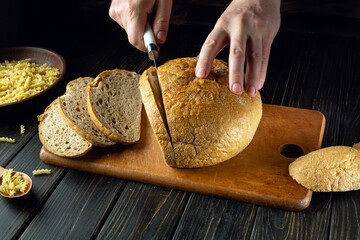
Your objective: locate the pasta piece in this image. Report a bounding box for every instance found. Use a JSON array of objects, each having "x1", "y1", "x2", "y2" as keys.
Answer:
[
  {"x1": 0, "y1": 59, "x2": 60, "y2": 105},
  {"x1": 0, "y1": 169, "x2": 28, "y2": 196},
  {"x1": 0, "y1": 137, "x2": 15, "y2": 143},
  {"x1": 32, "y1": 169, "x2": 51, "y2": 175},
  {"x1": 20, "y1": 124, "x2": 25, "y2": 134}
]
